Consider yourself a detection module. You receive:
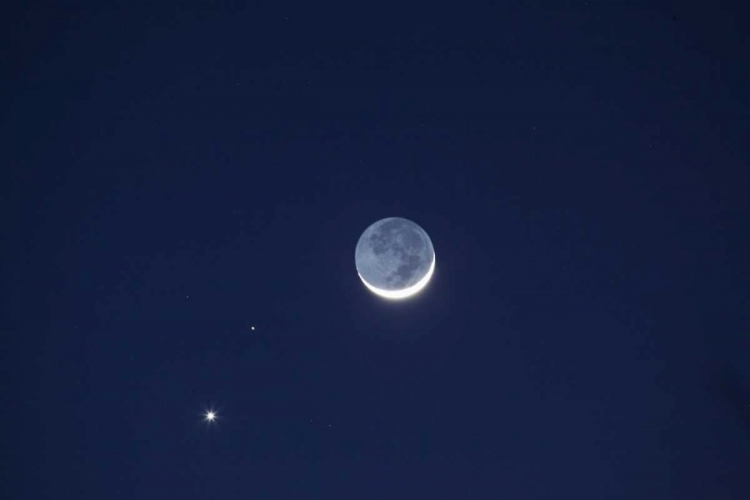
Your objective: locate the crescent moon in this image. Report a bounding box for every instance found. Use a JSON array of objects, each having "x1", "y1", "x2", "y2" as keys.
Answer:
[{"x1": 357, "y1": 252, "x2": 436, "y2": 300}]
